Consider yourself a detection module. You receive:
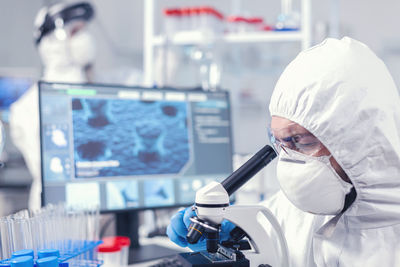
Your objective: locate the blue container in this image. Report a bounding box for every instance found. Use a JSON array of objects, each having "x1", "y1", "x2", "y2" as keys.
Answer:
[
  {"x1": 11, "y1": 250, "x2": 34, "y2": 259},
  {"x1": 37, "y1": 249, "x2": 59, "y2": 259},
  {"x1": 36, "y1": 256, "x2": 58, "y2": 267},
  {"x1": 10, "y1": 256, "x2": 33, "y2": 267}
]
